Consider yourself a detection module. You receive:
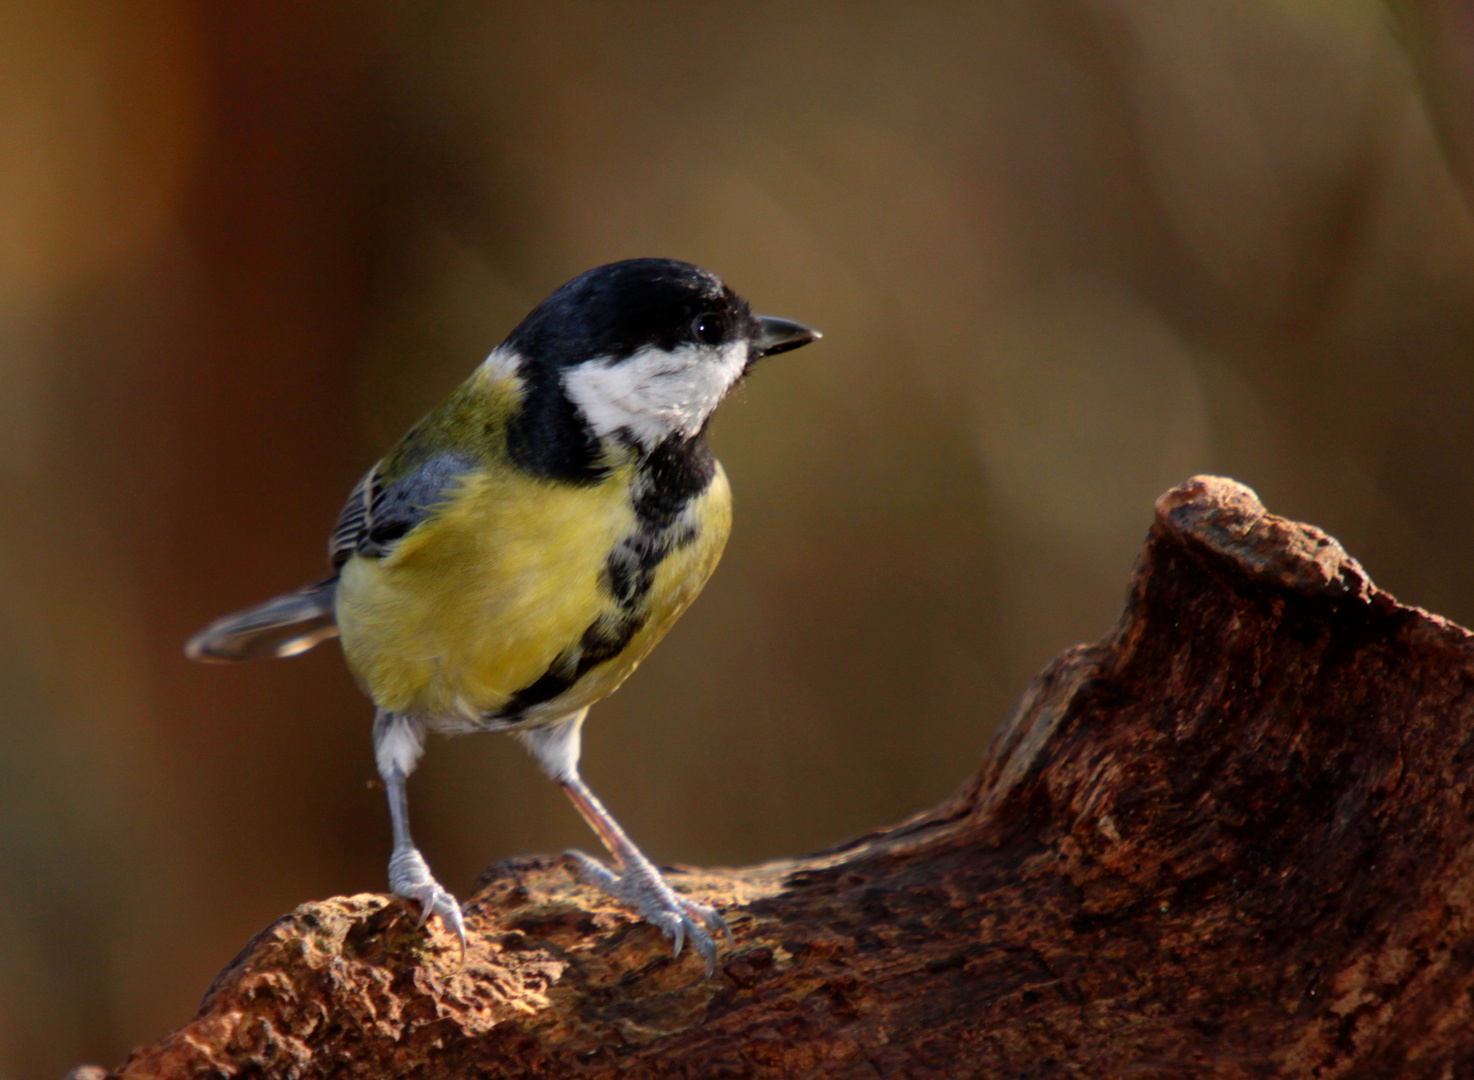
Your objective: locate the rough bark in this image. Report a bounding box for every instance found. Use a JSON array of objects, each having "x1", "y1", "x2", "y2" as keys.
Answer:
[{"x1": 96, "y1": 476, "x2": 1474, "y2": 1078}]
